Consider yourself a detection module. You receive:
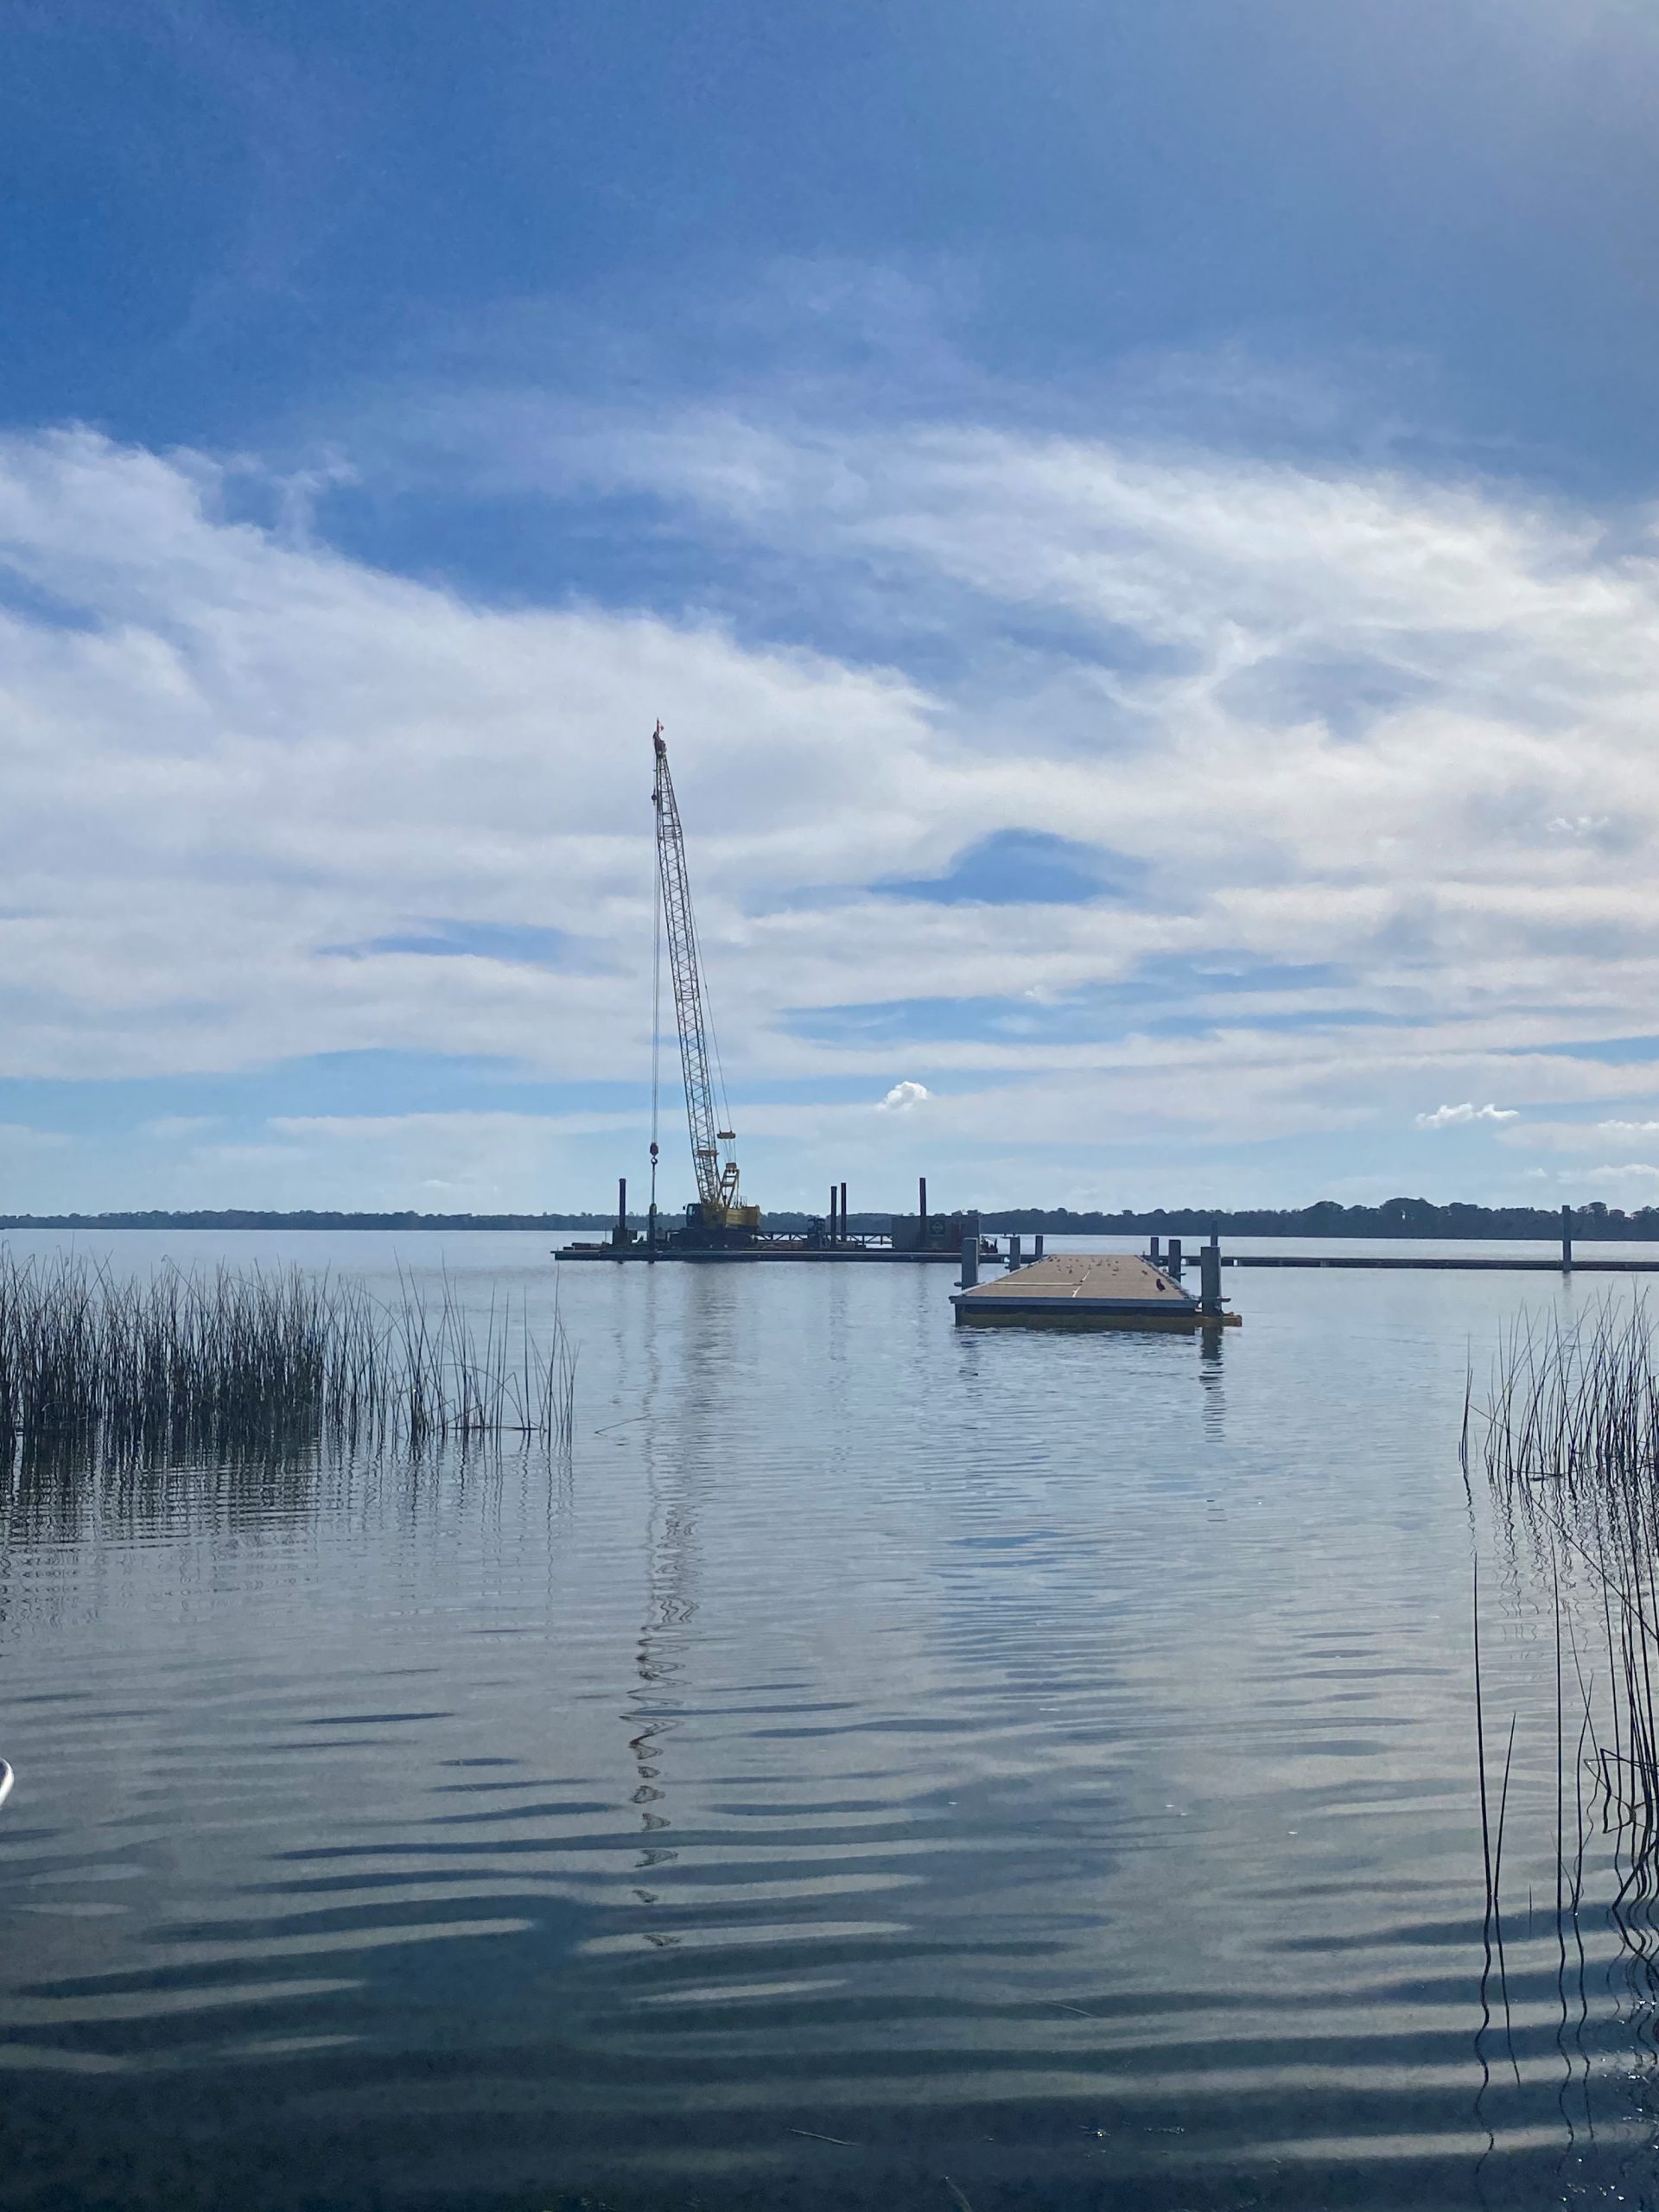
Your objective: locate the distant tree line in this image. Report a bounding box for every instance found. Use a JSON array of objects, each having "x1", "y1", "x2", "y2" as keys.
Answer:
[
  {"x1": 0, "y1": 1198, "x2": 1650, "y2": 1238},
  {"x1": 973, "y1": 1198, "x2": 1656, "y2": 1240}
]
